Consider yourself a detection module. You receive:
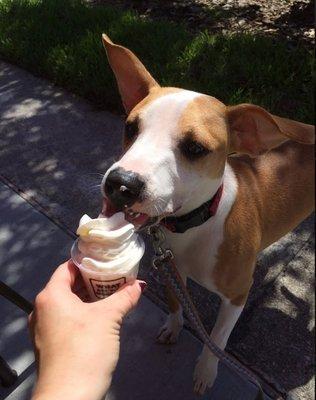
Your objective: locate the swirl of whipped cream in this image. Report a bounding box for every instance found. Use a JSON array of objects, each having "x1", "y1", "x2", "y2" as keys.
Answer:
[{"x1": 76, "y1": 212, "x2": 144, "y2": 272}]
